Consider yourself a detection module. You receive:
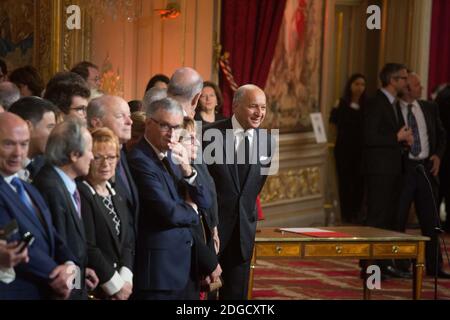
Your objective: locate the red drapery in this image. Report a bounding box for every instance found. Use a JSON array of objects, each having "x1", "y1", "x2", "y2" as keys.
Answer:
[
  {"x1": 220, "y1": 0, "x2": 287, "y2": 116},
  {"x1": 428, "y1": 0, "x2": 450, "y2": 97}
]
